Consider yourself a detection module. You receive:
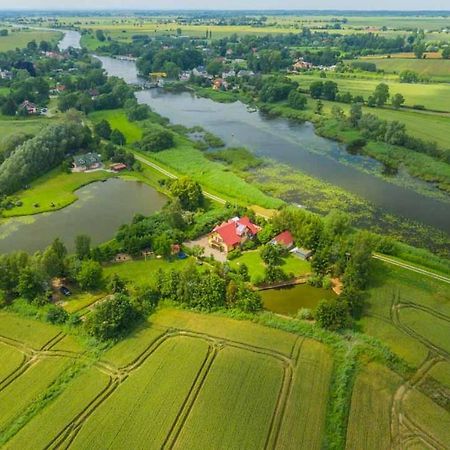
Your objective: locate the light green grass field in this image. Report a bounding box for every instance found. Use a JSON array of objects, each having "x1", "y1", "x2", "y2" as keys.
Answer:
[
  {"x1": 89, "y1": 109, "x2": 143, "y2": 143},
  {"x1": 62, "y1": 291, "x2": 106, "y2": 314},
  {"x1": 0, "y1": 29, "x2": 62, "y2": 51},
  {"x1": 0, "y1": 118, "x2": 54, "y2": 141},
  {"x1": 292, "y1": 73, "x2": 450, "y2": 112},
  {"x1": 3, "y1": 169, "x2": 114, "y2": 217},
  {"x1": 229, "y1": 250, "x2": 311, "y2": 283}
]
